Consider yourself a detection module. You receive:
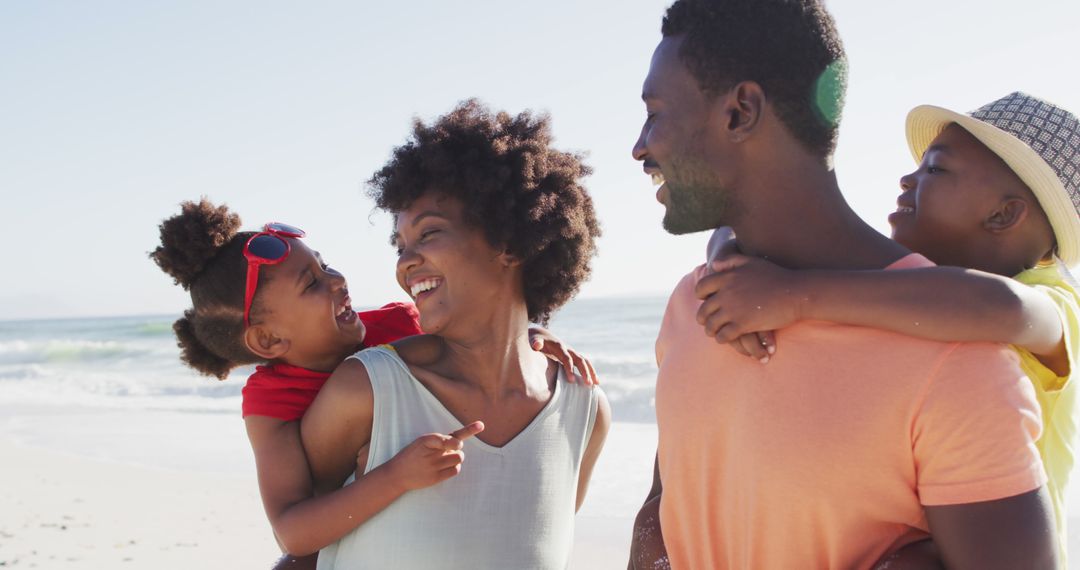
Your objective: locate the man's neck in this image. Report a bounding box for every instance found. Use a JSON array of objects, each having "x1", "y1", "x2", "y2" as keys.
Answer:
[{"x1": 730, "y1": 153, "x2": 908, "y2": 270}]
